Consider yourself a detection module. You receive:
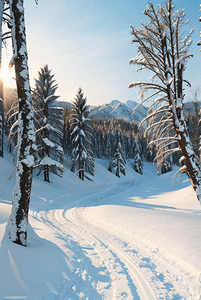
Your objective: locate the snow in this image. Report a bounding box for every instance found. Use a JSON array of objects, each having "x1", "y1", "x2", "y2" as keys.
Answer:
[
  {"x1": 89, "y1": 99, "x2": 148, "y2": 124},
  {"x1": 40, "y1": 157, "x2": 63, "y2": 169},
  {"x1": 0, "y1": 151, "x2": 201, "y2": 299}
]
